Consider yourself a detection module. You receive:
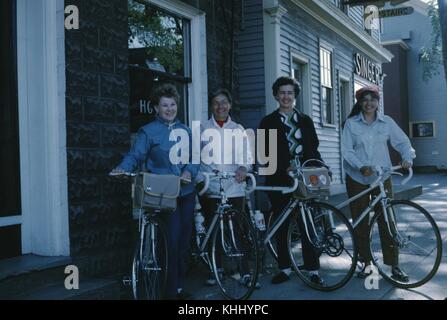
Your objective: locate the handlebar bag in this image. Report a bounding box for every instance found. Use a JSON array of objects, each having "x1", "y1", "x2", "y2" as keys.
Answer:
[
  {"x1": 133, "y1": 173, "x2": 181, "y2": 211},
  {"x1": 297, "y1": 167, "x2": 331, "y2": 199}
]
